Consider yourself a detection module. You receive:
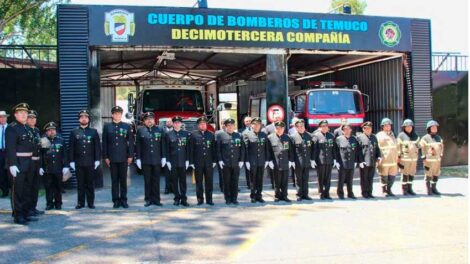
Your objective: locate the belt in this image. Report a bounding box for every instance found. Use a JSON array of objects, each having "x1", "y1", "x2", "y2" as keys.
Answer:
[
  {"x1": 32, "y1": 156, "x2": 40, "y2": 161},
  {"x1": 17, "y1": 152, "x2": 33, "y2": 157}
]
